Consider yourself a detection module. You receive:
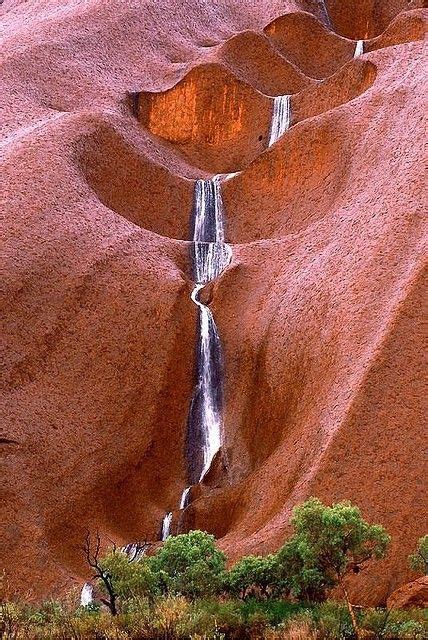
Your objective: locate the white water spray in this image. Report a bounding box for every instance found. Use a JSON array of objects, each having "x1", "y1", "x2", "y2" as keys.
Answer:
[
  {"x1": 165, "y1": 176, "x2": 231, "y2": 535},
  {"x1": 216, "y1": 171, "x2": 241, "y2": 182},
  {"x1": 268, "y1": 95, "x2": 292, "y2": 147},
  {"x1": 161, "y1": 512, "x2": 172, "y2": 541},
  {"x1": 191, "y1": 287, "x2": 223, "y2": 481},
  {"x1": 187, "y1": 177, "x2": 231, "y2": 483},
  {"x1": 80, "y1": 583, "x2": 93, "y2": 607},
  {"x1": 179, "y1": 486, "x2": 191, "y2": 510},
  {"x1": 354, "y1": 40, "x2": 364, "y2": 57},
  {"x1": 121, "y1": 542, "x2": 148, "y2": 562}
]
